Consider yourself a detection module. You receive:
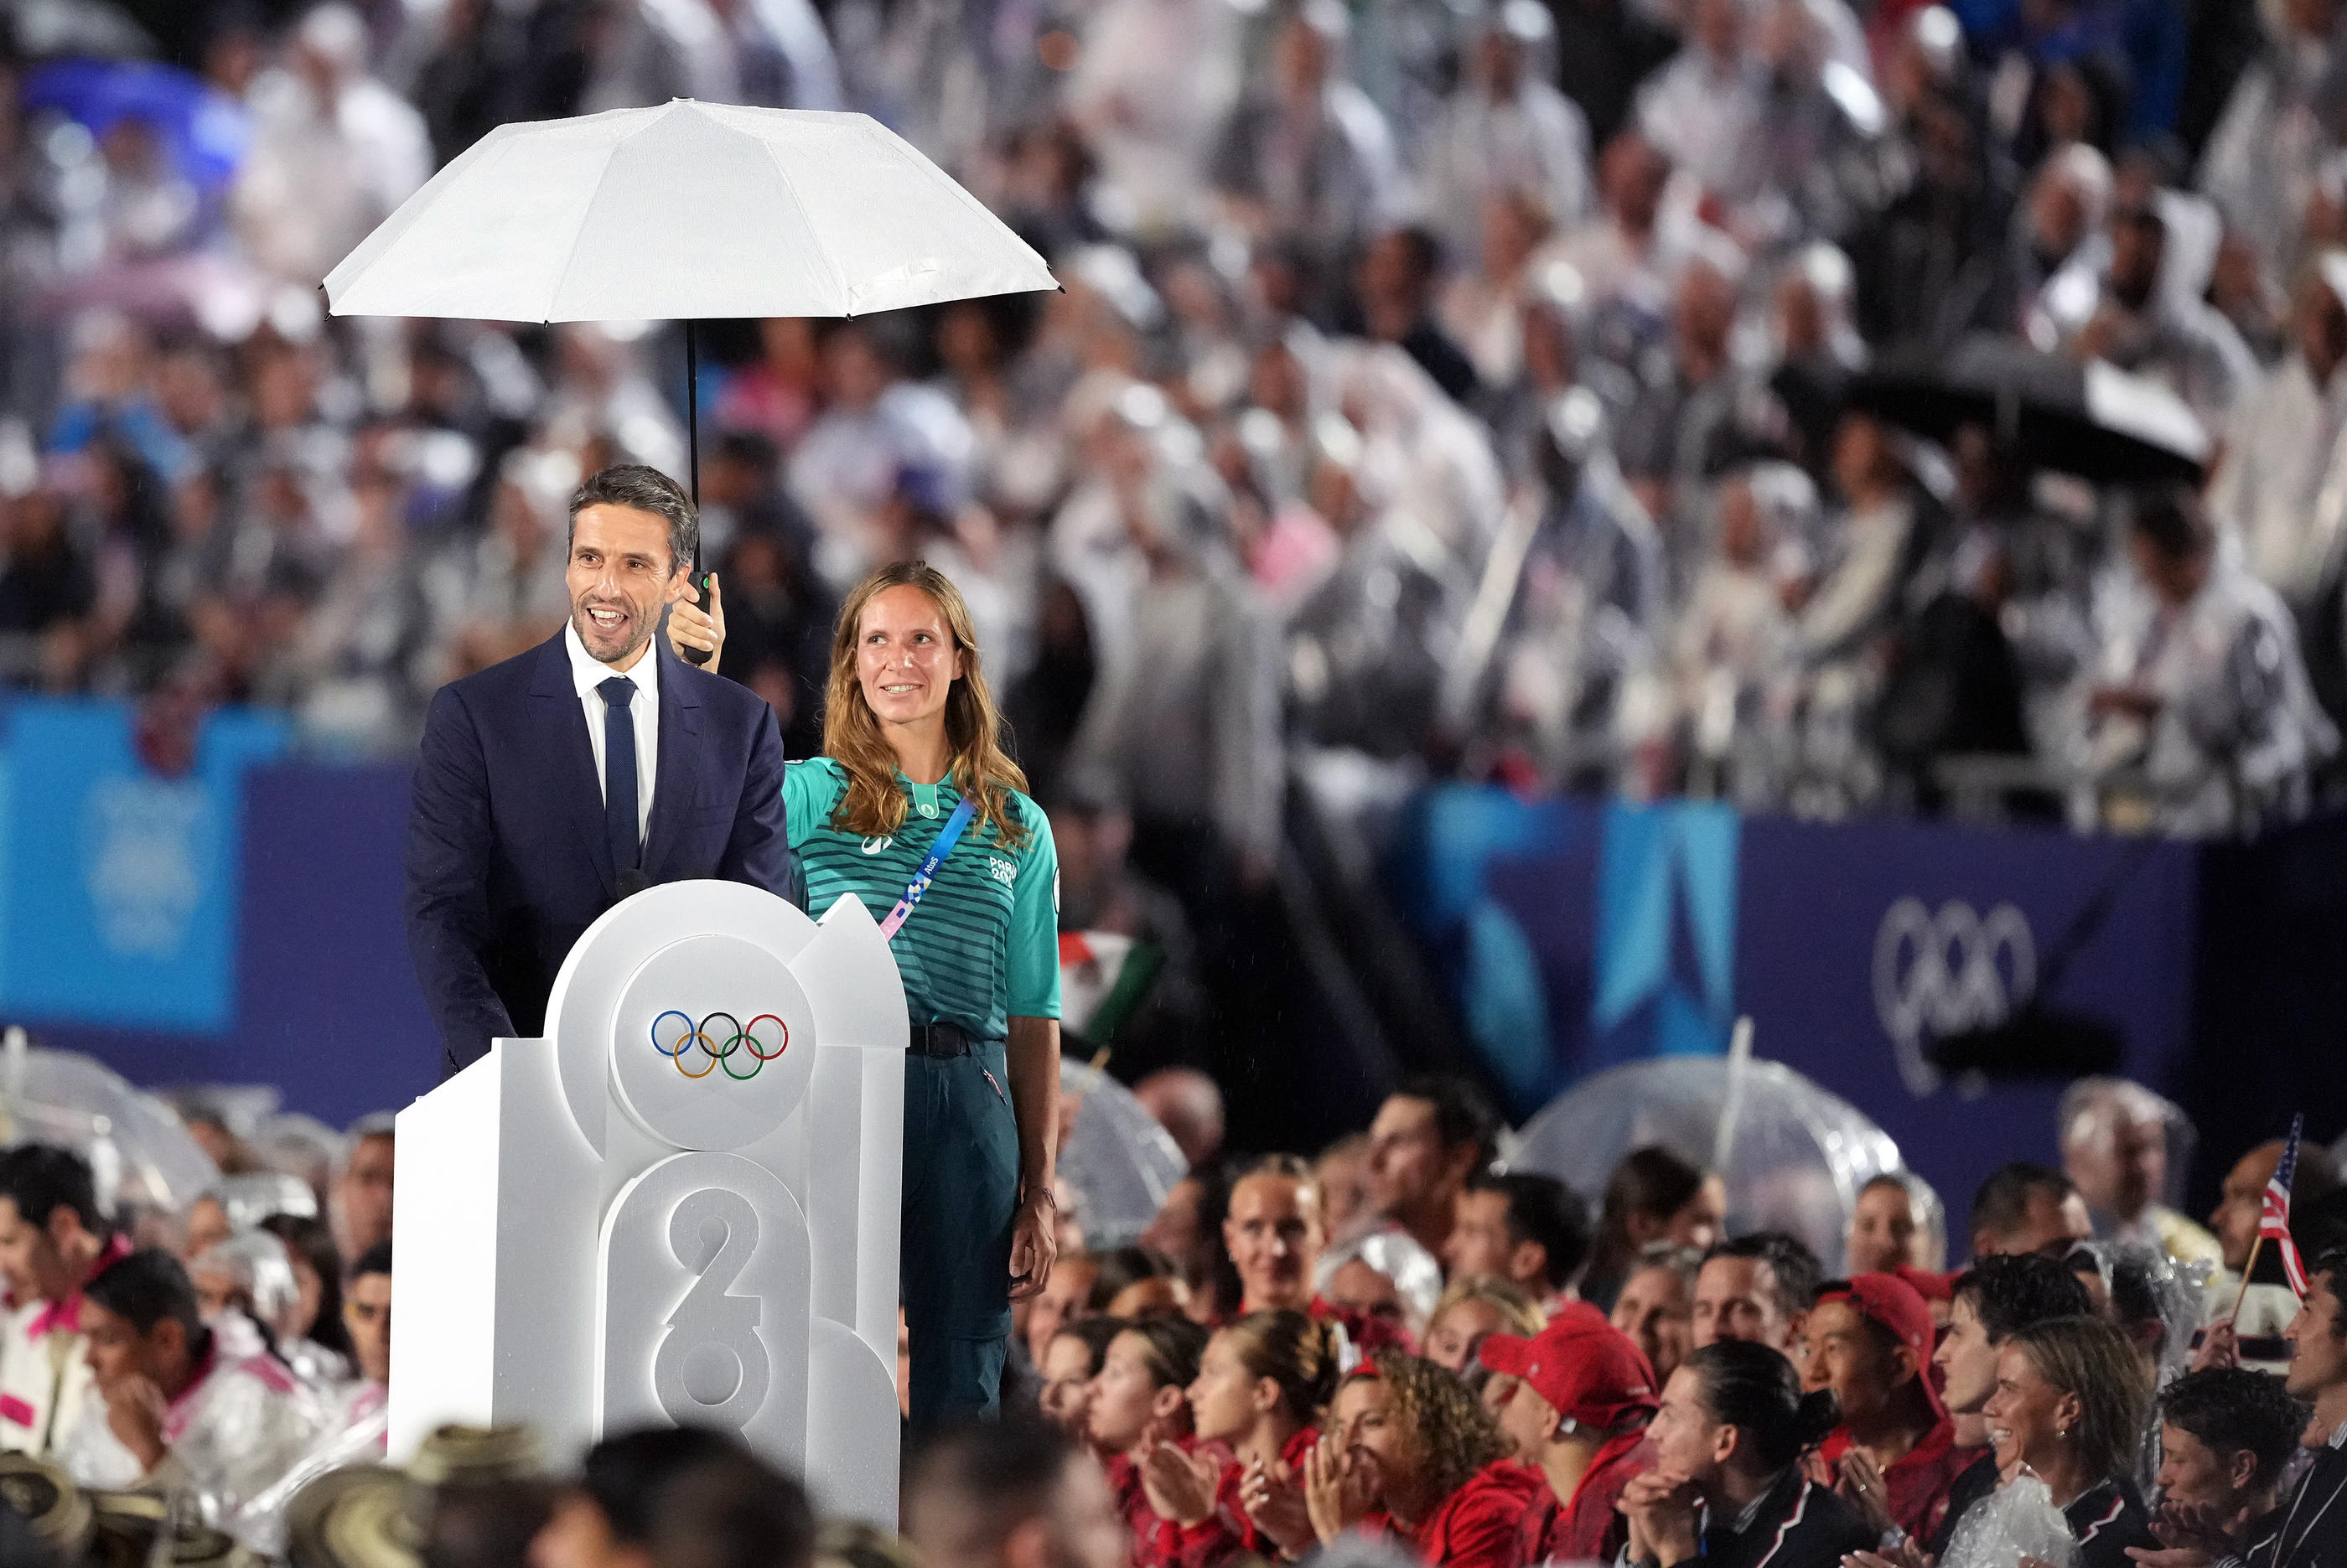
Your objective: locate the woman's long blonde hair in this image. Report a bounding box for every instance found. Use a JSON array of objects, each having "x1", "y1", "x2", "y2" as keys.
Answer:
[{"x1": 822, "y1": 561, "x2": 1030, "y2": 848}]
